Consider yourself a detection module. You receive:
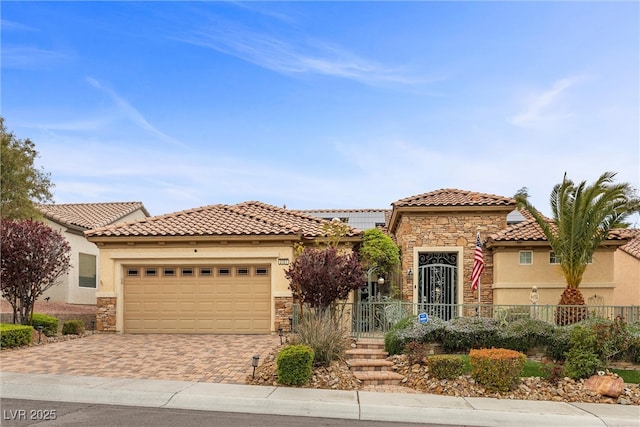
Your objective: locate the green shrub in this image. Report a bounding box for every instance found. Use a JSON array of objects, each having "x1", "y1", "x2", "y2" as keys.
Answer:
[
  {"x1": 31, "y1": 313, "x2": 59, "y2": 337},
  {"x1": 497, "y1": 318, "x2": 555, "y2": 353},
  {"x1": 545, "y1": 326, "x2": 574, "y2": 361},
  {"x1": 276, "y1": 344, "x2": 314, "y2": 386},
  {"x1": 443, "y1": 317, "x2": 499, "y2": 353},
  {"x1": 469, "y1": 348, "x2": 526, "y2": 392},
  {"x1": 427, "y1": 355, "x2": 465, "y2": 380},
  {"x1": 398, "y1": 316, "x2": 446, "y2": 344},
  {"x1": 62, "y1": 320, "x2": 85, "y2": 335},
  {"x1": 564, "y1": 347, "x2": 602, "y2": 380},
  {"x1": 384, "y1": 316, "x2": 417, "y2": 355},
  {"x1": 0, "y1": 323, "x2": 33, "y2": 348}
]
